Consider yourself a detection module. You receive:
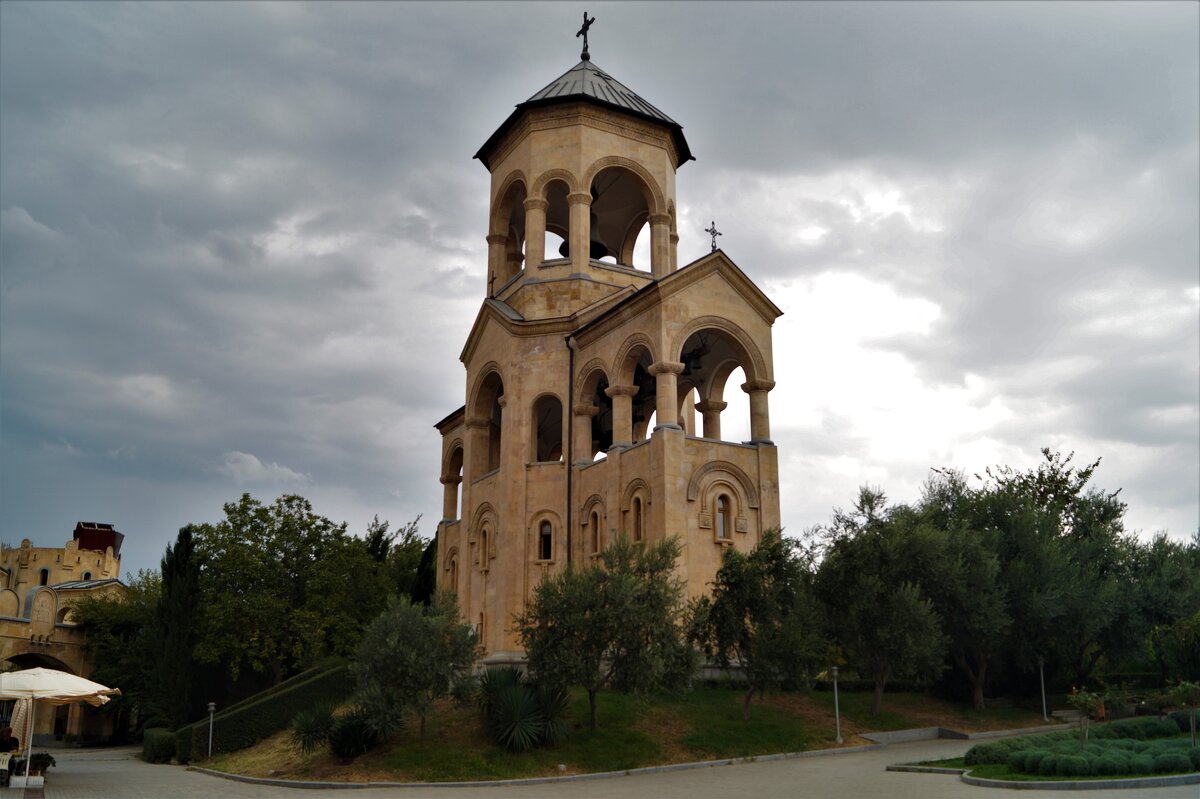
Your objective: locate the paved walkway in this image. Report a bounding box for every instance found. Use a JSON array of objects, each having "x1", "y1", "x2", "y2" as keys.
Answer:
[{"x1": 2, "y1": 740, "x2": 1196, "y2": 798}]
